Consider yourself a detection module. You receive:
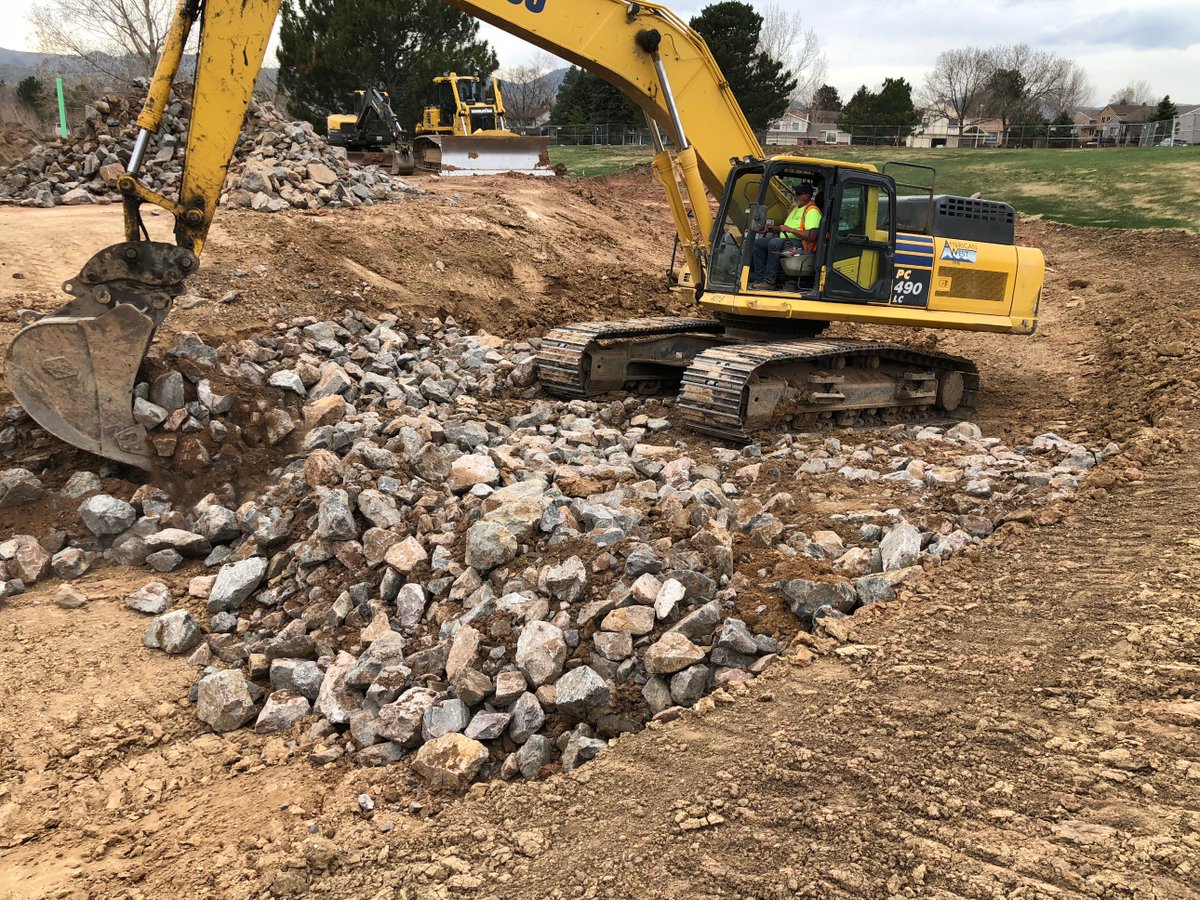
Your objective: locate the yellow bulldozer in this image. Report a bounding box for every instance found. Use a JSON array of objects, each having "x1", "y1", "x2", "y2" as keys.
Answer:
[{"x1": 412, "y1": 72, "x2": 552, "y2": 176}]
